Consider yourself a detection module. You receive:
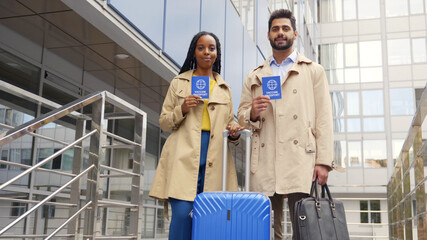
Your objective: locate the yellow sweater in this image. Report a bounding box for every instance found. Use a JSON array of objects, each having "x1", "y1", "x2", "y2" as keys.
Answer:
[{"x1": 201, "y1": 78, "x2": 216, "y2": 131}]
